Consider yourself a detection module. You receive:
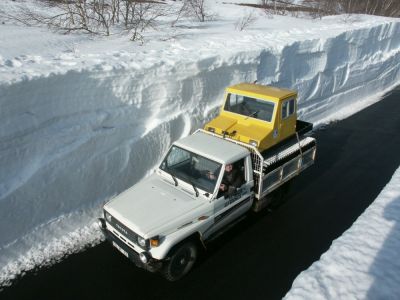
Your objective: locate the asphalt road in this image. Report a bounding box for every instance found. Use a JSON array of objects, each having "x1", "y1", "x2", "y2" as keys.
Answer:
[{"x1": 2, "y1": 86, "x2": 400, "y2": 300}]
